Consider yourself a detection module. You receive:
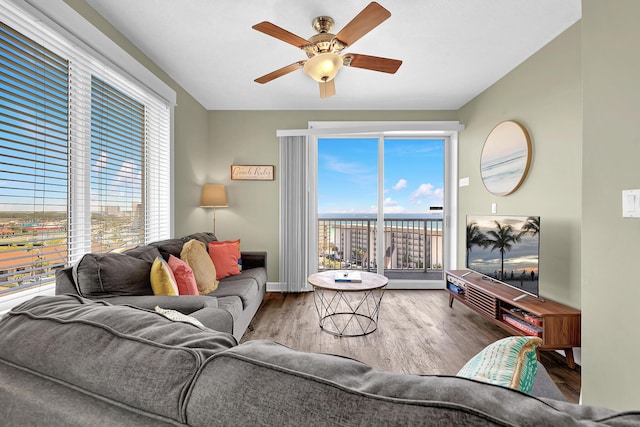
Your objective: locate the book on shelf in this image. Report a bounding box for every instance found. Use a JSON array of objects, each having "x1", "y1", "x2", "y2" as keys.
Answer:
[
  {"x1": 334, "y1": 271, "x2": 362, "y2": 283},
  {"x1": 502, "y1": 313, "x2": 542, "y2": 337}
]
